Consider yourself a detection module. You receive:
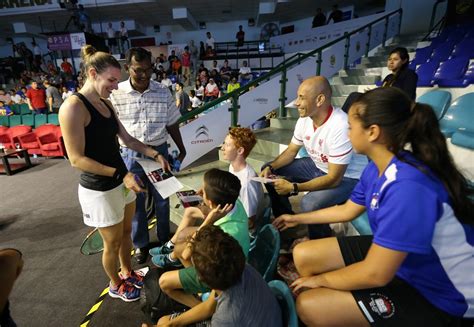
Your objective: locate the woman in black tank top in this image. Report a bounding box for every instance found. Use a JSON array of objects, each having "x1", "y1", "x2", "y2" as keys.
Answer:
[{"x1": 59, "y1": 46, "x2": 171, "y2": 302}]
